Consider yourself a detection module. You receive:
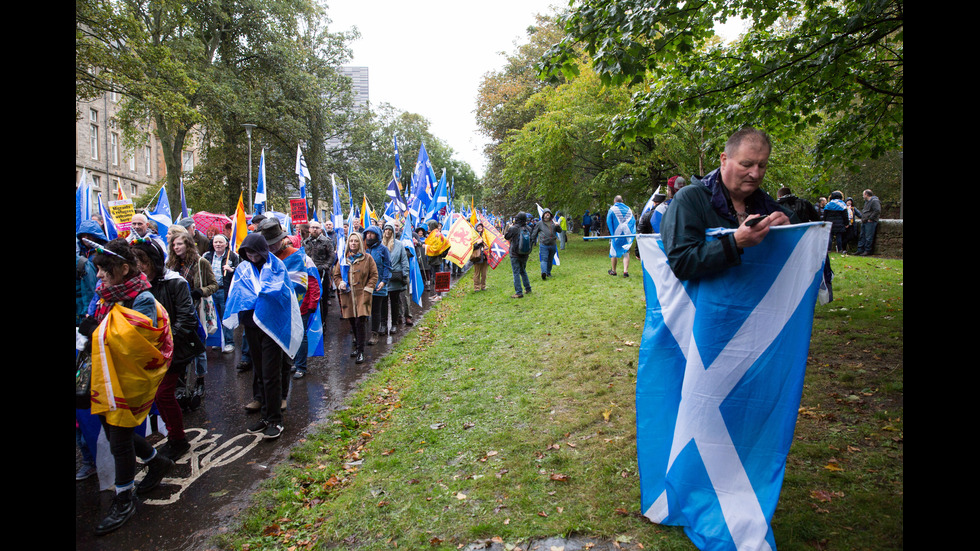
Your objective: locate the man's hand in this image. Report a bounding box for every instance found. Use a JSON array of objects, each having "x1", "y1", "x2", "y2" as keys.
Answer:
[{"x1": 734, "y1": 211, "x2": 791, "y2": 249}]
